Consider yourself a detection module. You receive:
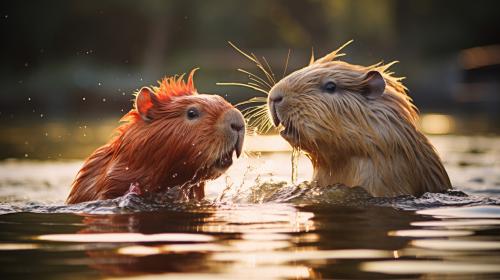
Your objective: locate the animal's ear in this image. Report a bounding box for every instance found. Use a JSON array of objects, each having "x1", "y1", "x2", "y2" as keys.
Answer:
[
  {"x1": 135, "y1": 87, "x2": 157, "y2": 121},
  {"x1": 362, "y1": 71, "x2": 386, "y2": 99}
]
